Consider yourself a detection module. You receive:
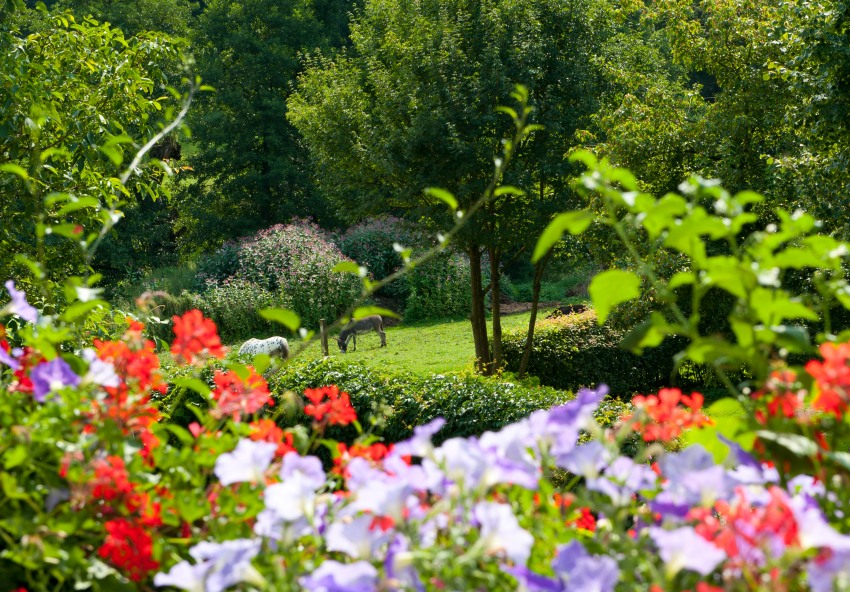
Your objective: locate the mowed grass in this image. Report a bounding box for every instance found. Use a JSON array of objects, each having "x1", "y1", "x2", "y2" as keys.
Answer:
[{"x1": 283, "y1": 307, "x2": 559, "y2": 376}]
